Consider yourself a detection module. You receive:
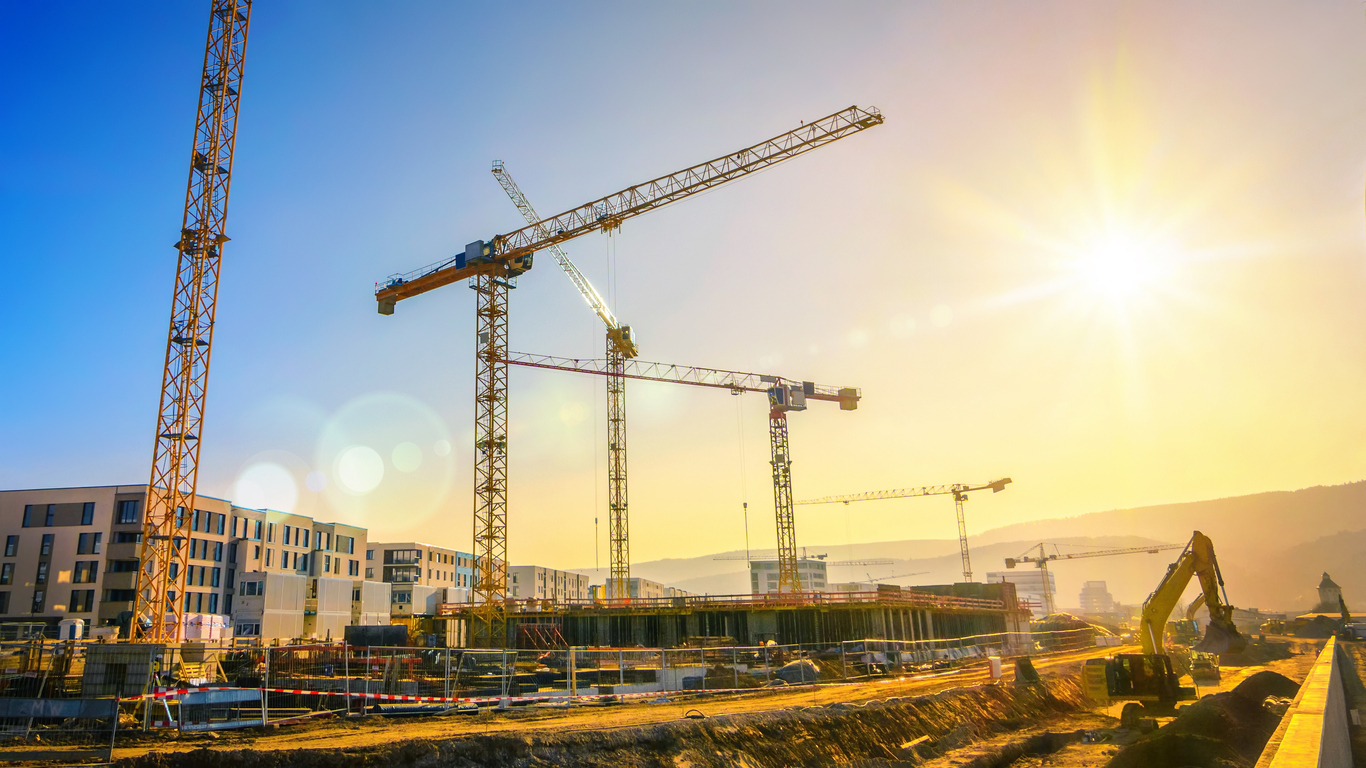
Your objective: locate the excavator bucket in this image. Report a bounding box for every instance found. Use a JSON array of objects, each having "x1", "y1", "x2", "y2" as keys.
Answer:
[{"x1": 1195, "y1": 619, "x2": 1246, "y2": 655}]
